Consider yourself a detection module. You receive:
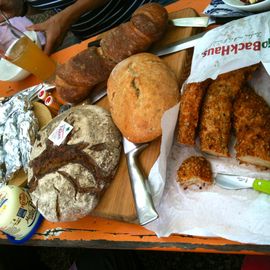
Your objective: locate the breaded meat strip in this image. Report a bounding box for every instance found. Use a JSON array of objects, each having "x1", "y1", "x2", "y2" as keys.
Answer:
[
  {"x1": 233, "y1": 87, "x2": 270, "y2": 169},
  {"x1": 235, "y1": 127, "x2": 270, "y2": 169},
  {"x1": 233, "y1": 87, "x2": 270, "y2": 137},
  {"x1": 177, "y1": 156, "x2": 213, "y2": 190},
  {"x1": 177, "y1": 80, "x2": 211, "y2": 145},
  {"x1": 199, "y1": 66, "x2": 258, "y2": 157}
]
